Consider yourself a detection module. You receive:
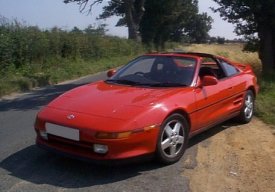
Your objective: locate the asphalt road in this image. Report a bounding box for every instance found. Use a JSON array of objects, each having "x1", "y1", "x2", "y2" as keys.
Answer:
[{"x1": 0, "y1": 72, "x2": 213, "y2": 192}]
